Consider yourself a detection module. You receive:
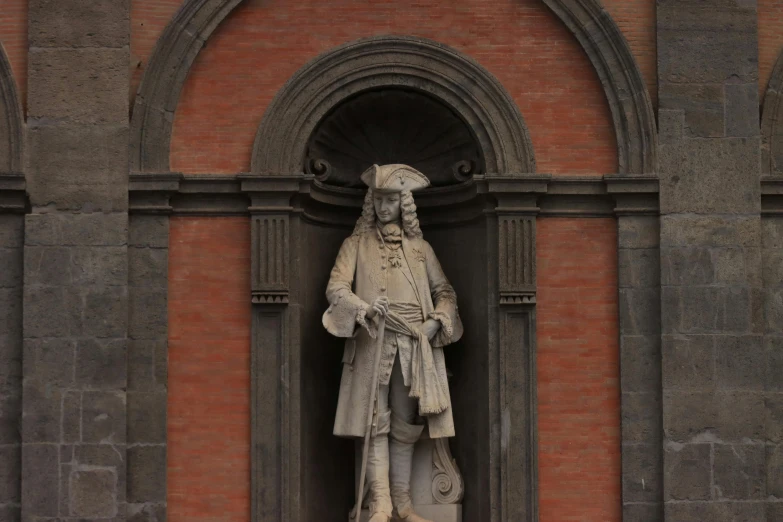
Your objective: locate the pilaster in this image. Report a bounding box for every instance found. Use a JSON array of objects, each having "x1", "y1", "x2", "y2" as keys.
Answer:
[
  {"x1": 657, "y1": 1, "x2": 766, "y2": 519},
  {"x1": 482, "y1": 175, "x2": 542, "y2": 522},
  {"x1": 22, "y1": 1, "x2": 130, "y2": 520},
  {"x1": 244, "y1": 175, "x2": 305, "y2": 522}
]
